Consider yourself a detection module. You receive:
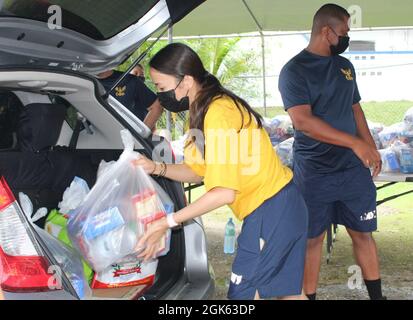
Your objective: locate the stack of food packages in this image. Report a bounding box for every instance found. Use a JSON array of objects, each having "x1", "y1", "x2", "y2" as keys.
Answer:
[
  {"x1": 265, "y1": 108, "x2": 413, "y2": 173},
  {"x1": 370, "y1": 107, "x2": 413, "y2": 174},
  {"x1": 262, "y1": 115, "x2": 294, "y2": 168}
]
